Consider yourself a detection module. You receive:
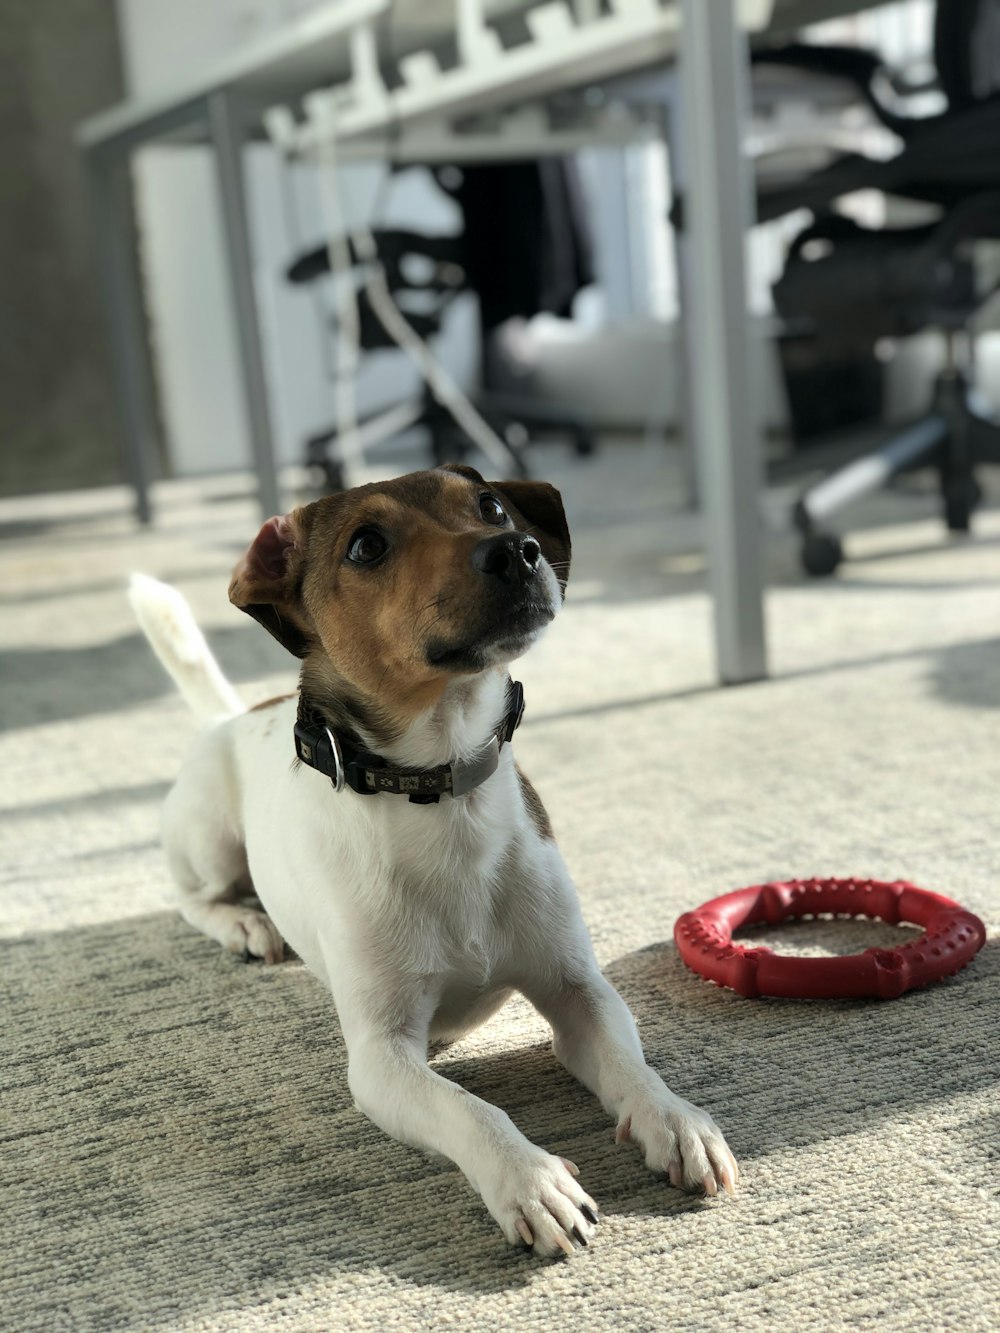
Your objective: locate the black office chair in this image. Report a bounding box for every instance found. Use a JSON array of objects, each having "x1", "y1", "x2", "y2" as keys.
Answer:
[
  {"x1": 754, "y1": 0, "x2": 1000, "y2": 575},
  {"x1": 287, "y1": 228, "x2": 515, "y2": 491},
  {"x1": 287, "y1": 160, "x2": 596, "y2": 492}
]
